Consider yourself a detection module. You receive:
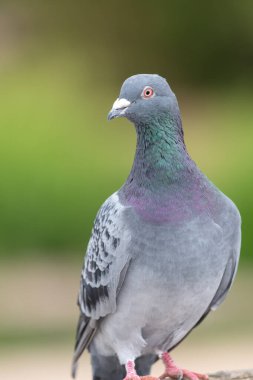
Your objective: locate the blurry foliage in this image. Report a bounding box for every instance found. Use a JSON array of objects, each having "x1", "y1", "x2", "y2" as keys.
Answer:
[
  {"x1": 10, "y1": 0, "x2": 253, "y2": 87},
  {"x1": 2, "y1": 0, "x2": 253, "y2": 86},
  {"x1": 0, "y1": 1, "x2": 252, "y2": 261}
]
